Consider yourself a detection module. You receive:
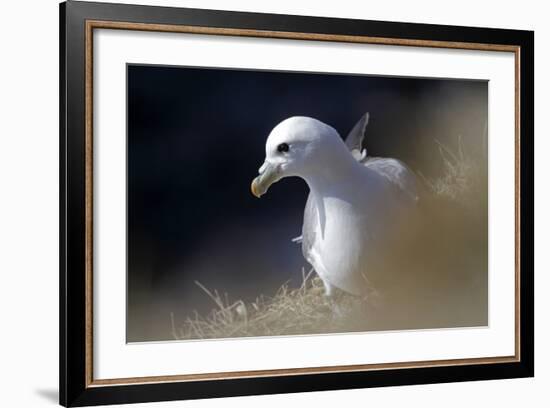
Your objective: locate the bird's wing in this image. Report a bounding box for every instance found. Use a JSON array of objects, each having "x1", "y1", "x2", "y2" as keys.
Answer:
[
  {"x1": 300, "y1": 192, "x2": 333, "y2": 286},
  {"x1": 346, "y1": 111, "x2": 418, "y2": 201},
  {"x1": 301, "y1": 192, "x2": 316, "y2": 263},
  {"x1": 344, "y1": 112, "x2": 370, "y2": 161},
  {"x1": 362, "y1": 157, "x2": 419, "y2": 202}
]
